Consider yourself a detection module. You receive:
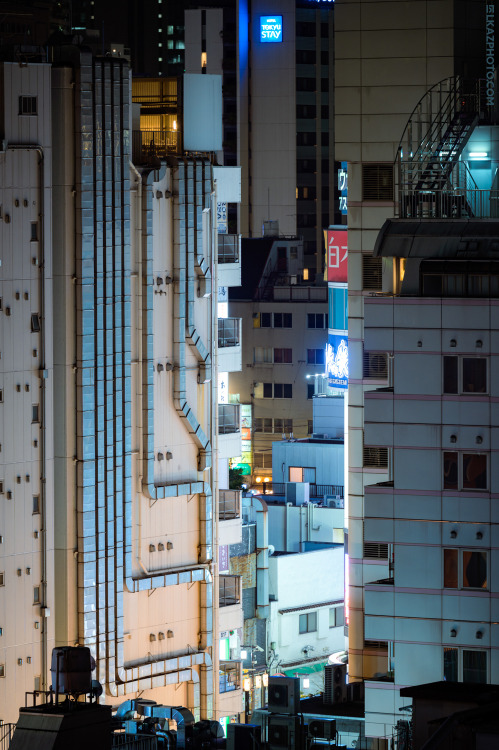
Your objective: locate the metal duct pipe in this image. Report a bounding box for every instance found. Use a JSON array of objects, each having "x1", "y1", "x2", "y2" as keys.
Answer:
[{"x1": 255, "y1": 497, "x2": 270, "y2": 620}]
